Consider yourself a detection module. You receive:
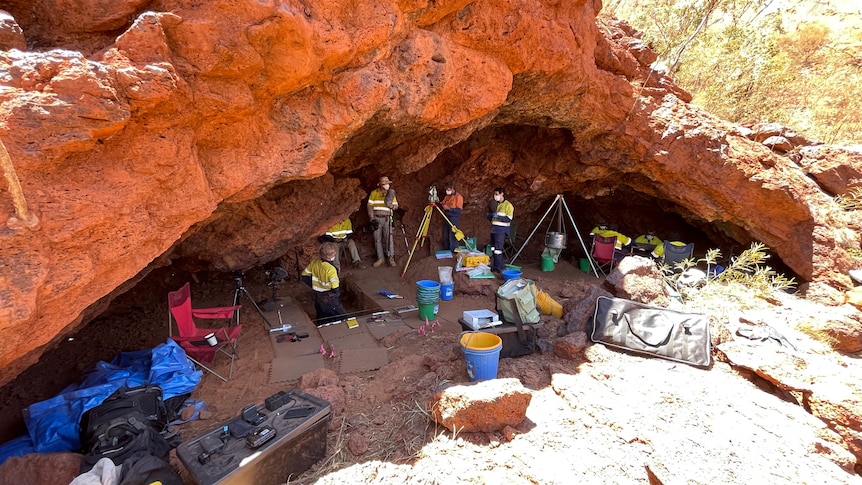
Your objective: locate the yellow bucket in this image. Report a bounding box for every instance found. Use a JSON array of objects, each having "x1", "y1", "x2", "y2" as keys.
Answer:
[
  {"x1": 536, "y1": 290, "x2": 563, "y2": 318},
  {"x1": 459, "y1": 332, "x2": 503, "y2": 351}
]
